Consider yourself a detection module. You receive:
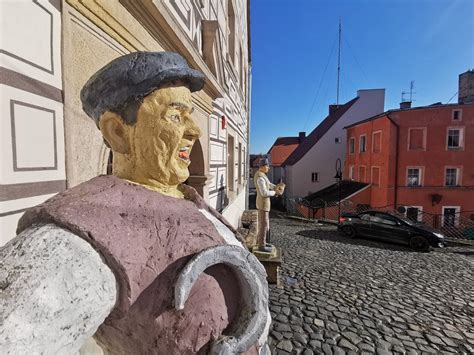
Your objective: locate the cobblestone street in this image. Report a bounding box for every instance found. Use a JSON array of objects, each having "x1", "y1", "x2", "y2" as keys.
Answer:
[{"x1": 267, "y1": 215, "x2": 474, "y2": 355}]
